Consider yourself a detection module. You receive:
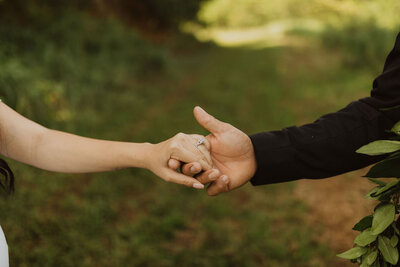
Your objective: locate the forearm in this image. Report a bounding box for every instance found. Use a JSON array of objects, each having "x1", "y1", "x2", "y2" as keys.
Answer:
[
  {"x1": 0, "y1": 103, "x2": 151, "y2": 173},
  {"x1": 24, "y1": 129, "x2": 152, "y2": 173},
  {"x1": 250, "y1": 100, "x2": 396, "y2": 185}
]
